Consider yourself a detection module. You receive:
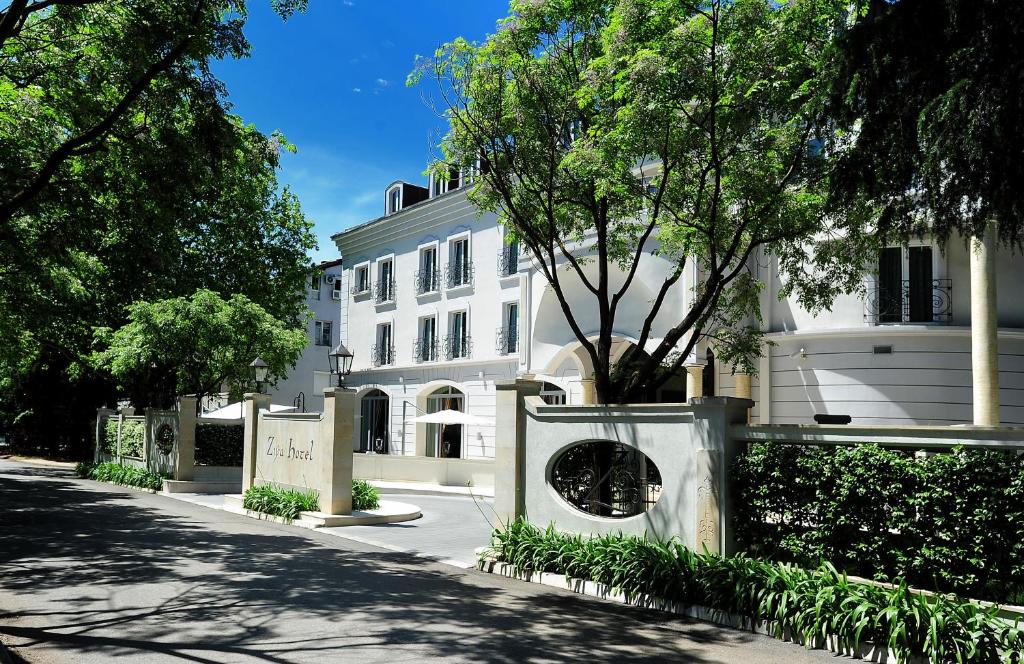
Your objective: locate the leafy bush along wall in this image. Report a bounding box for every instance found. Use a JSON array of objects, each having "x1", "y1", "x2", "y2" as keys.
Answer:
[
  {"x1": 101, "y1": 418, "x2": 144, "y2": 458},
  {"x1": 195, "y1": 424, "x2": 244, "y2": 466},
  {"x1": 732, "y1": 443, "x2": 1024, "y2": 604}
]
